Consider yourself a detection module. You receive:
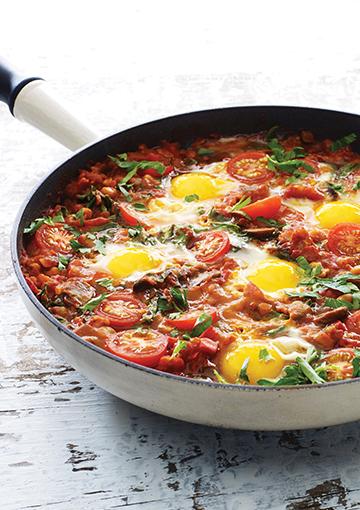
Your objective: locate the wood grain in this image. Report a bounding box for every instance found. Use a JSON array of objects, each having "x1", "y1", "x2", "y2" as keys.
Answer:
[{"x1": 2, "y1": 3, "x2": 360, "y2": 507}]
